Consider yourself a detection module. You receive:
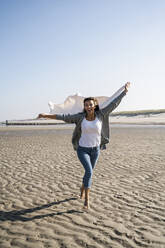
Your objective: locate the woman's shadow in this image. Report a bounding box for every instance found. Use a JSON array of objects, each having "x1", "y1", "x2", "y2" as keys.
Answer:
[{"x1": 0, "y1": 197, "x2": 83, "y2": 222}]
